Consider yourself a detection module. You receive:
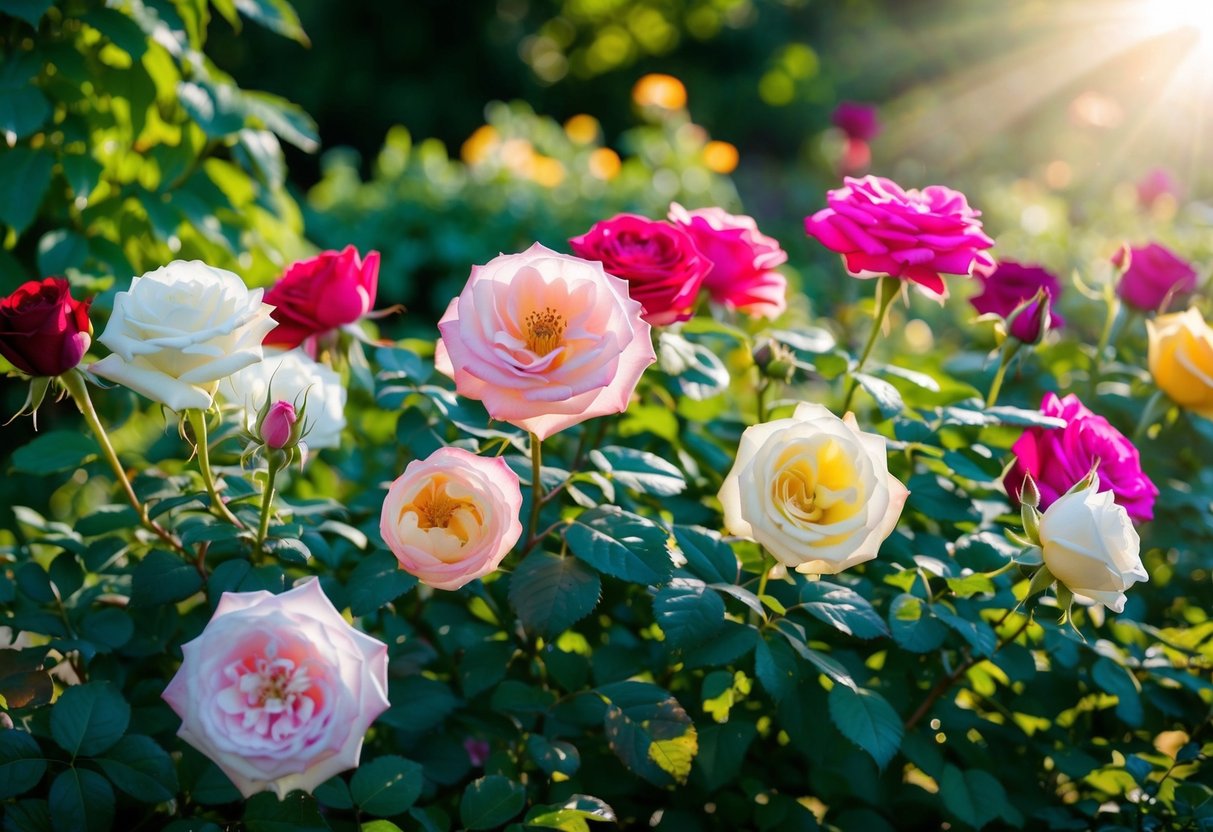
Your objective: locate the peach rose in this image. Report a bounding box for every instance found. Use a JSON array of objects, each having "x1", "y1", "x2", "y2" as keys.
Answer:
[
  {"x1": 380, "y1": 446, "x2": 524, "y2": 590},
  {"x1": 161, "y1": 579, "x2": 389, "y2": 799},
  {"x1": 435, "y1": 243, "x2": 656, "y2": 440}
]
